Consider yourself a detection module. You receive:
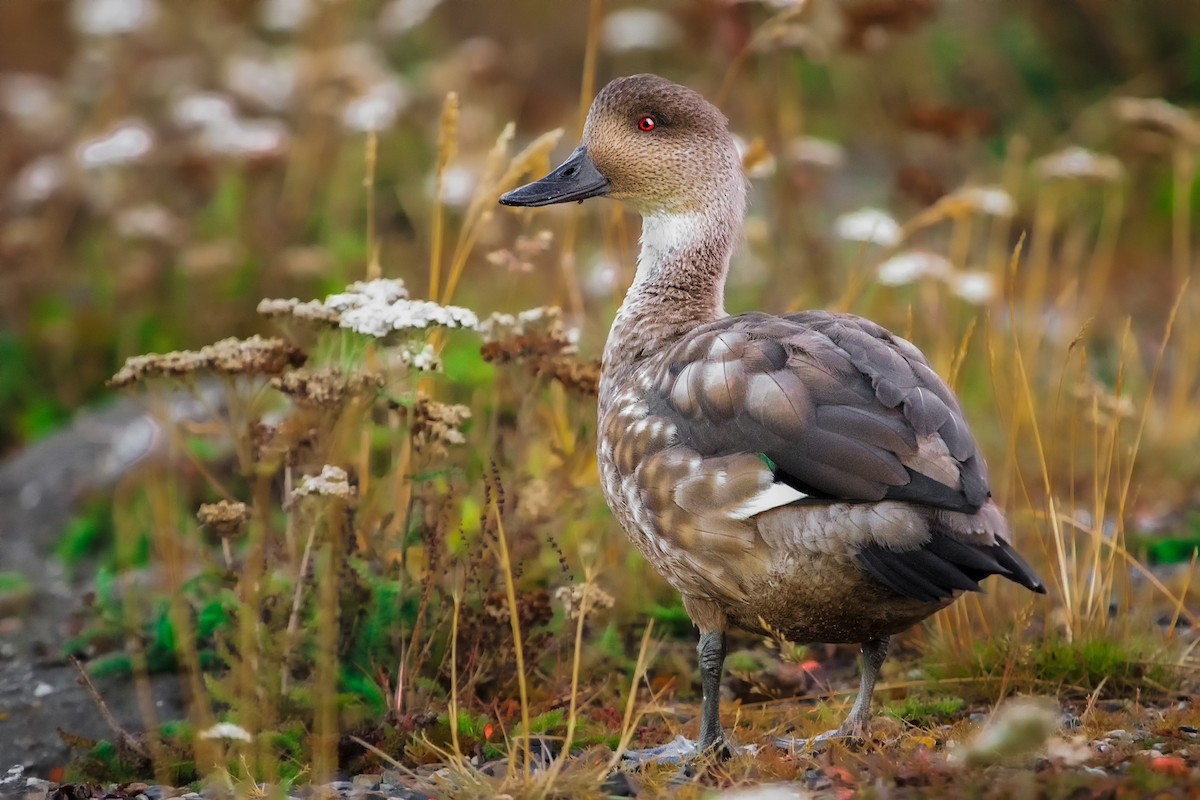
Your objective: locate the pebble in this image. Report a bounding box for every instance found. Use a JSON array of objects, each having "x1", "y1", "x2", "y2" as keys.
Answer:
[
  {"x1": 1103, "y1": 729, "x2": 1132, "y2": 744},
  {"x1": 1092, "y1": 741, "x2": 1114, "y2": 755},
  {"x1": 1180, "y1": 725, "x2": 1198, "y2": 737},
  {"x1": 1081, "y1": 766, "x2": 1108, "y2": 779}
]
